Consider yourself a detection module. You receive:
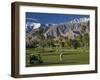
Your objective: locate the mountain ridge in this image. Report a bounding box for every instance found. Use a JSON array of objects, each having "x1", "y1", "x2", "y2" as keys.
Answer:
[{"x1": 26, "y1": 17, "x2": 89, "y2": 47}]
